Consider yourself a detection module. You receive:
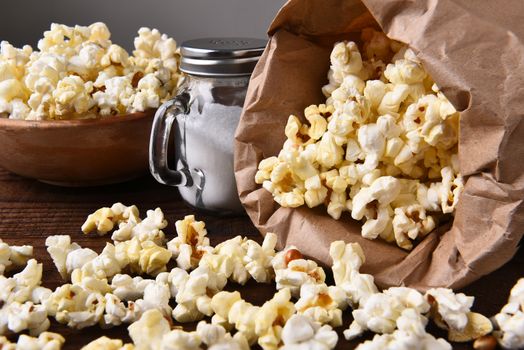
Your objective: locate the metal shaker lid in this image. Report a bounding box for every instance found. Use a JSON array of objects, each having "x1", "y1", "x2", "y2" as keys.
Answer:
[{"x1": 180, "y1": 37, "x2": 267, "y2": 77}]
